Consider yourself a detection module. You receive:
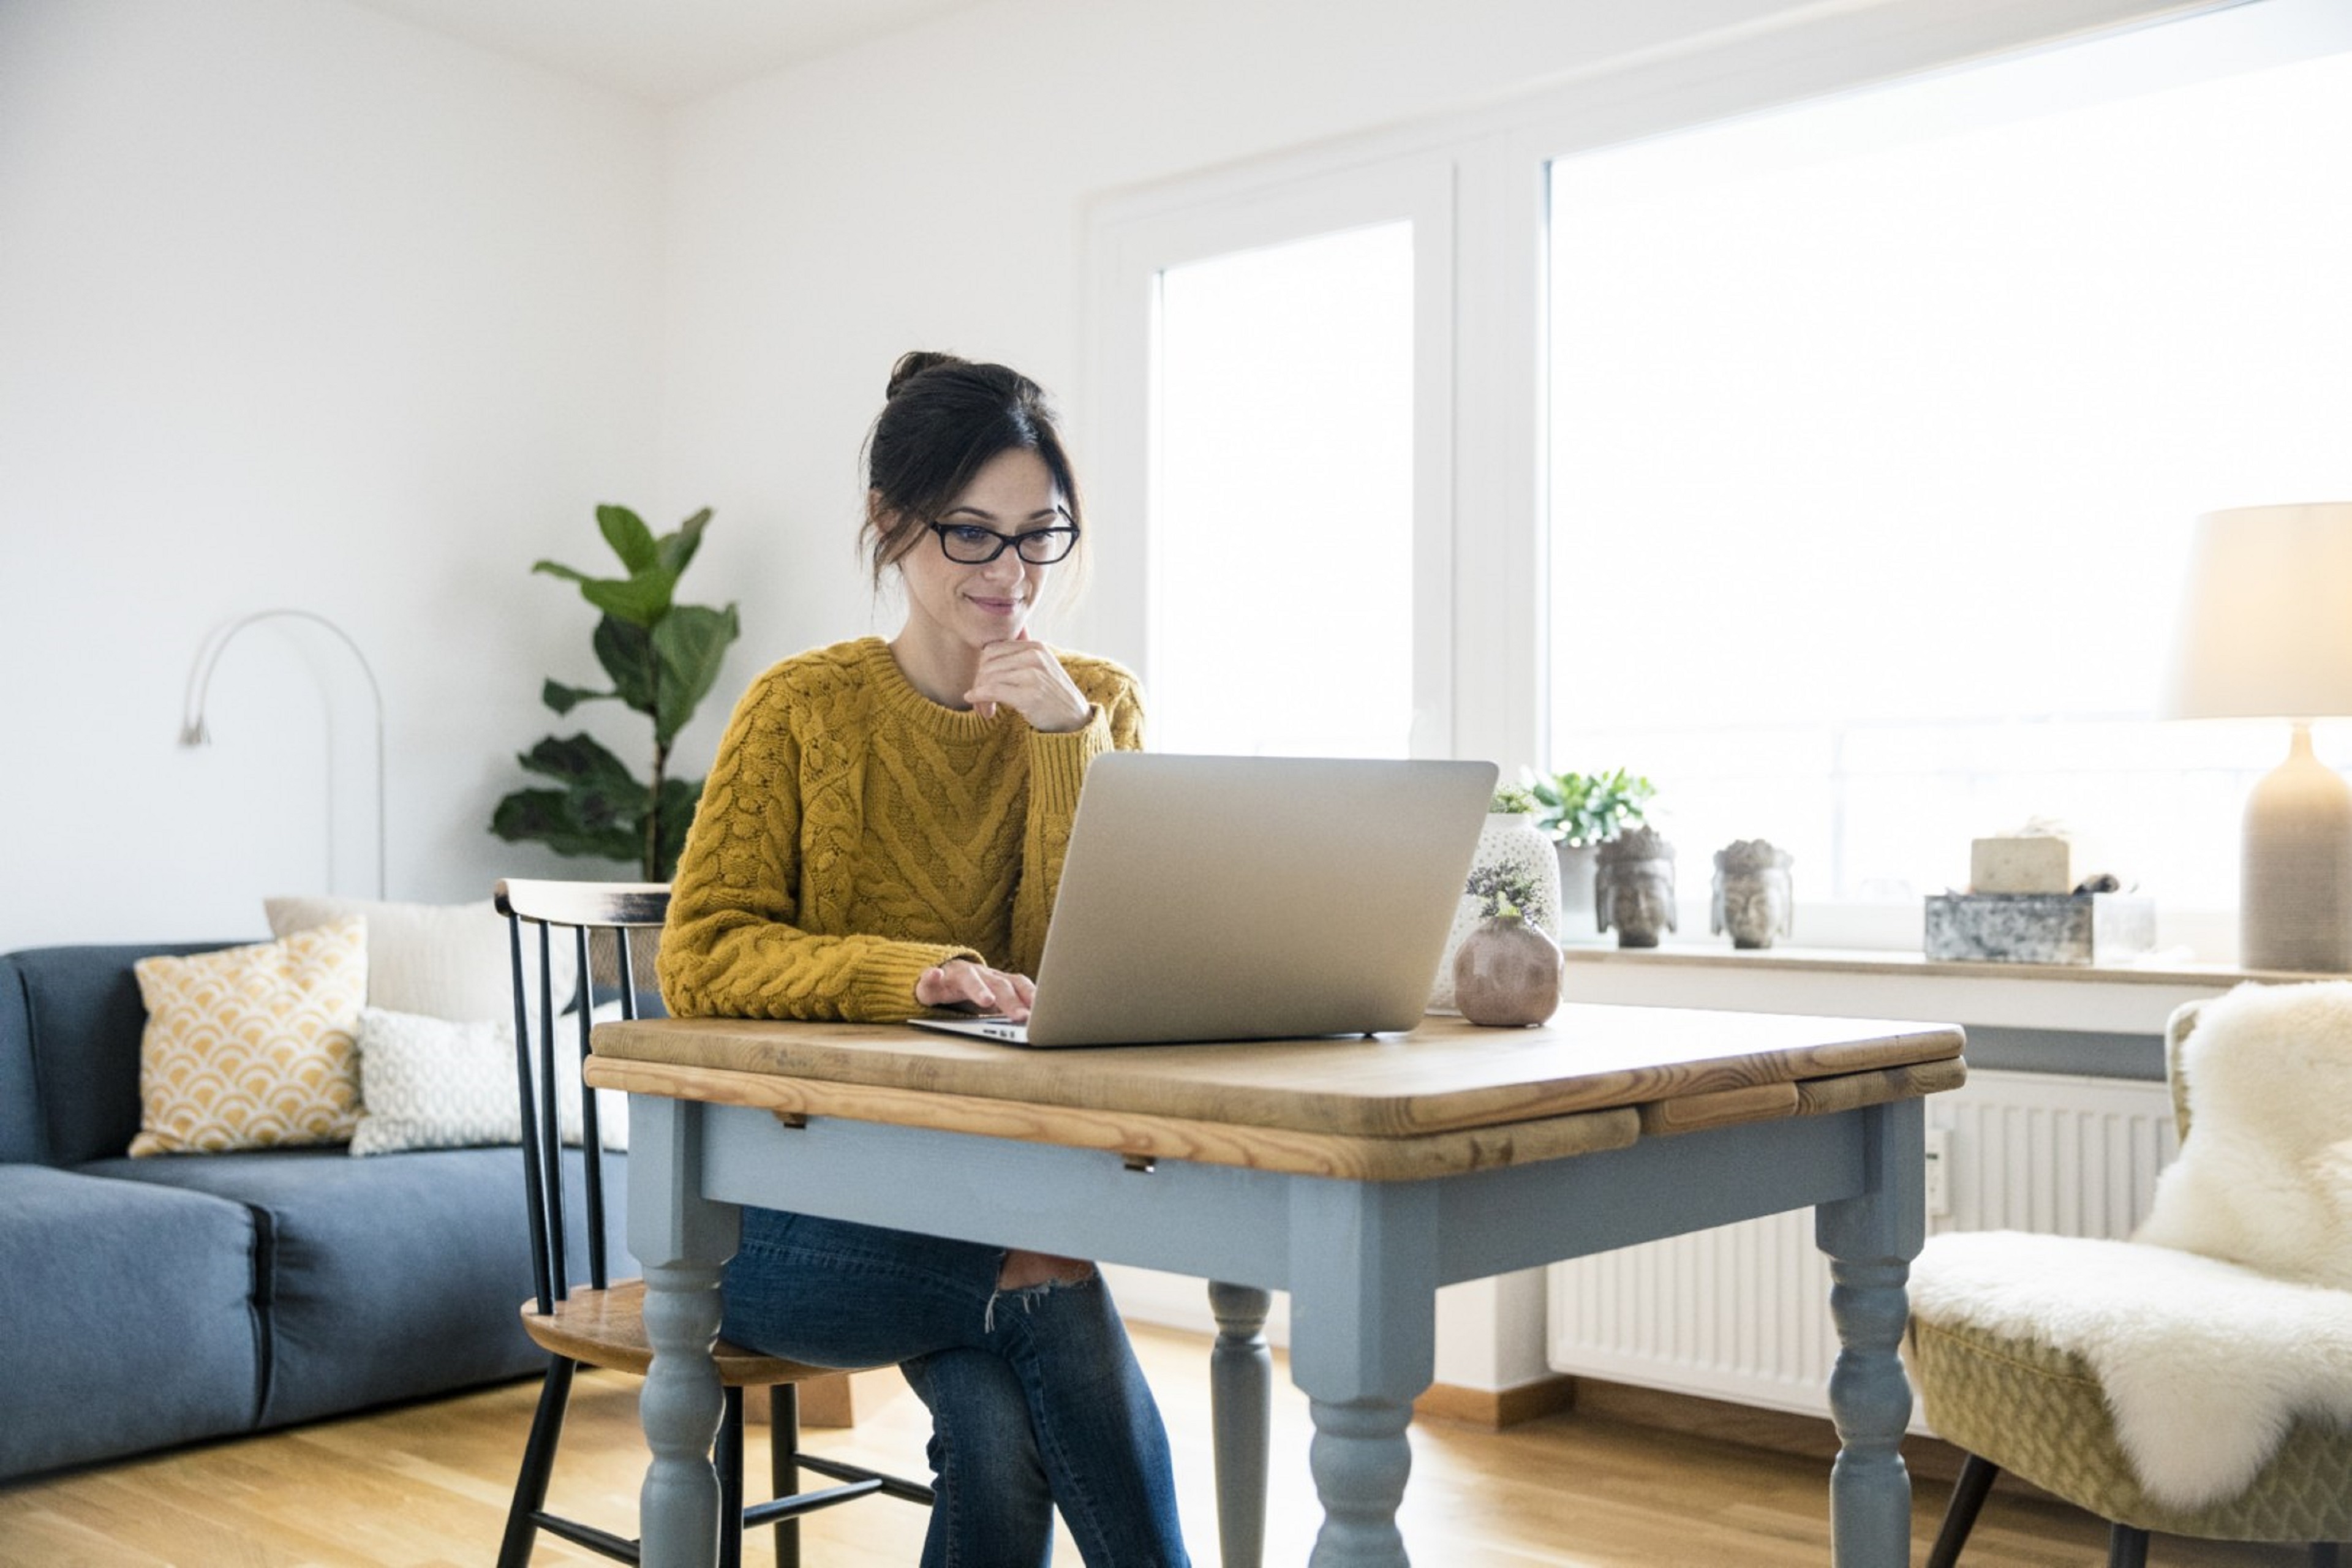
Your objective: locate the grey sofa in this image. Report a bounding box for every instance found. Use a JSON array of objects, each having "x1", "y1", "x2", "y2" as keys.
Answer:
[{"x1": 0, "y1": 941, "x2": 626, "y2": 1482}]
